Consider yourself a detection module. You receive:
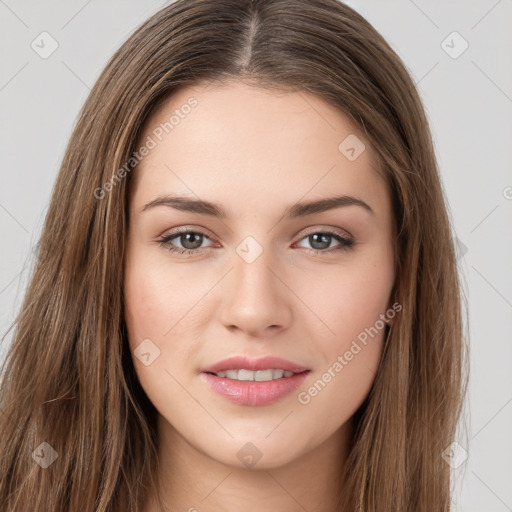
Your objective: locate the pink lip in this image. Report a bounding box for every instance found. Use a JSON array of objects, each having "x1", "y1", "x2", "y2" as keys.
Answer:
[
  {"x1": 200, "y1": 355, "x2": 309, "y2": 374},
  {"x1": 201, "y1": 372, "x2": 309, "y2": 406},
  {"x1": 199, "y1": 355, "x2": 310, "y2": 406}
]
